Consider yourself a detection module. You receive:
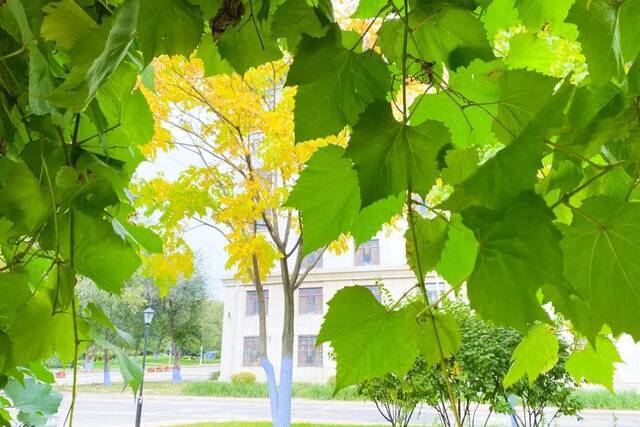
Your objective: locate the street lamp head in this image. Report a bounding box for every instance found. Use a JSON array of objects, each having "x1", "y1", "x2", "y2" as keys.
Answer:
[{"x1": 143, "y1": 306, "x2": 155, "y2": 325}]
